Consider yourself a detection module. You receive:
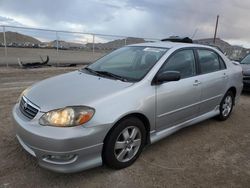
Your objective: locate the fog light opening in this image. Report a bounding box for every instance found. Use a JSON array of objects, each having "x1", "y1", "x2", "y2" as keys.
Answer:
[{"x1": 43, "y1": 154, "x2": 78, "y2": 164}]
